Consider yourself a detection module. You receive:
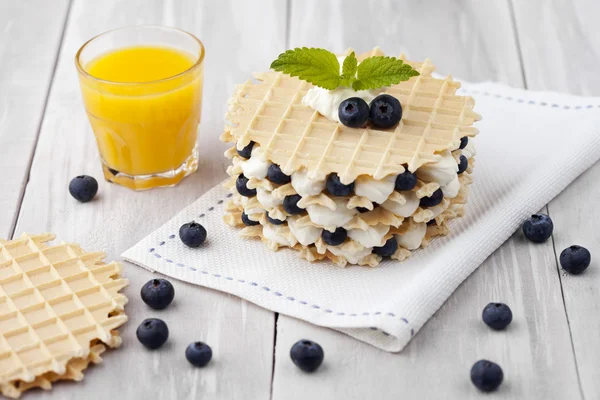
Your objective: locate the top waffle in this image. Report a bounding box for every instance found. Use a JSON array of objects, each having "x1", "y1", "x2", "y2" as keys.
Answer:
[
  {"x1": 222, "y1": 48, "x2": 481, "y2": 185},
  {"x1": 0, "y1": 233, "x2": 127, "y2": 392}
]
